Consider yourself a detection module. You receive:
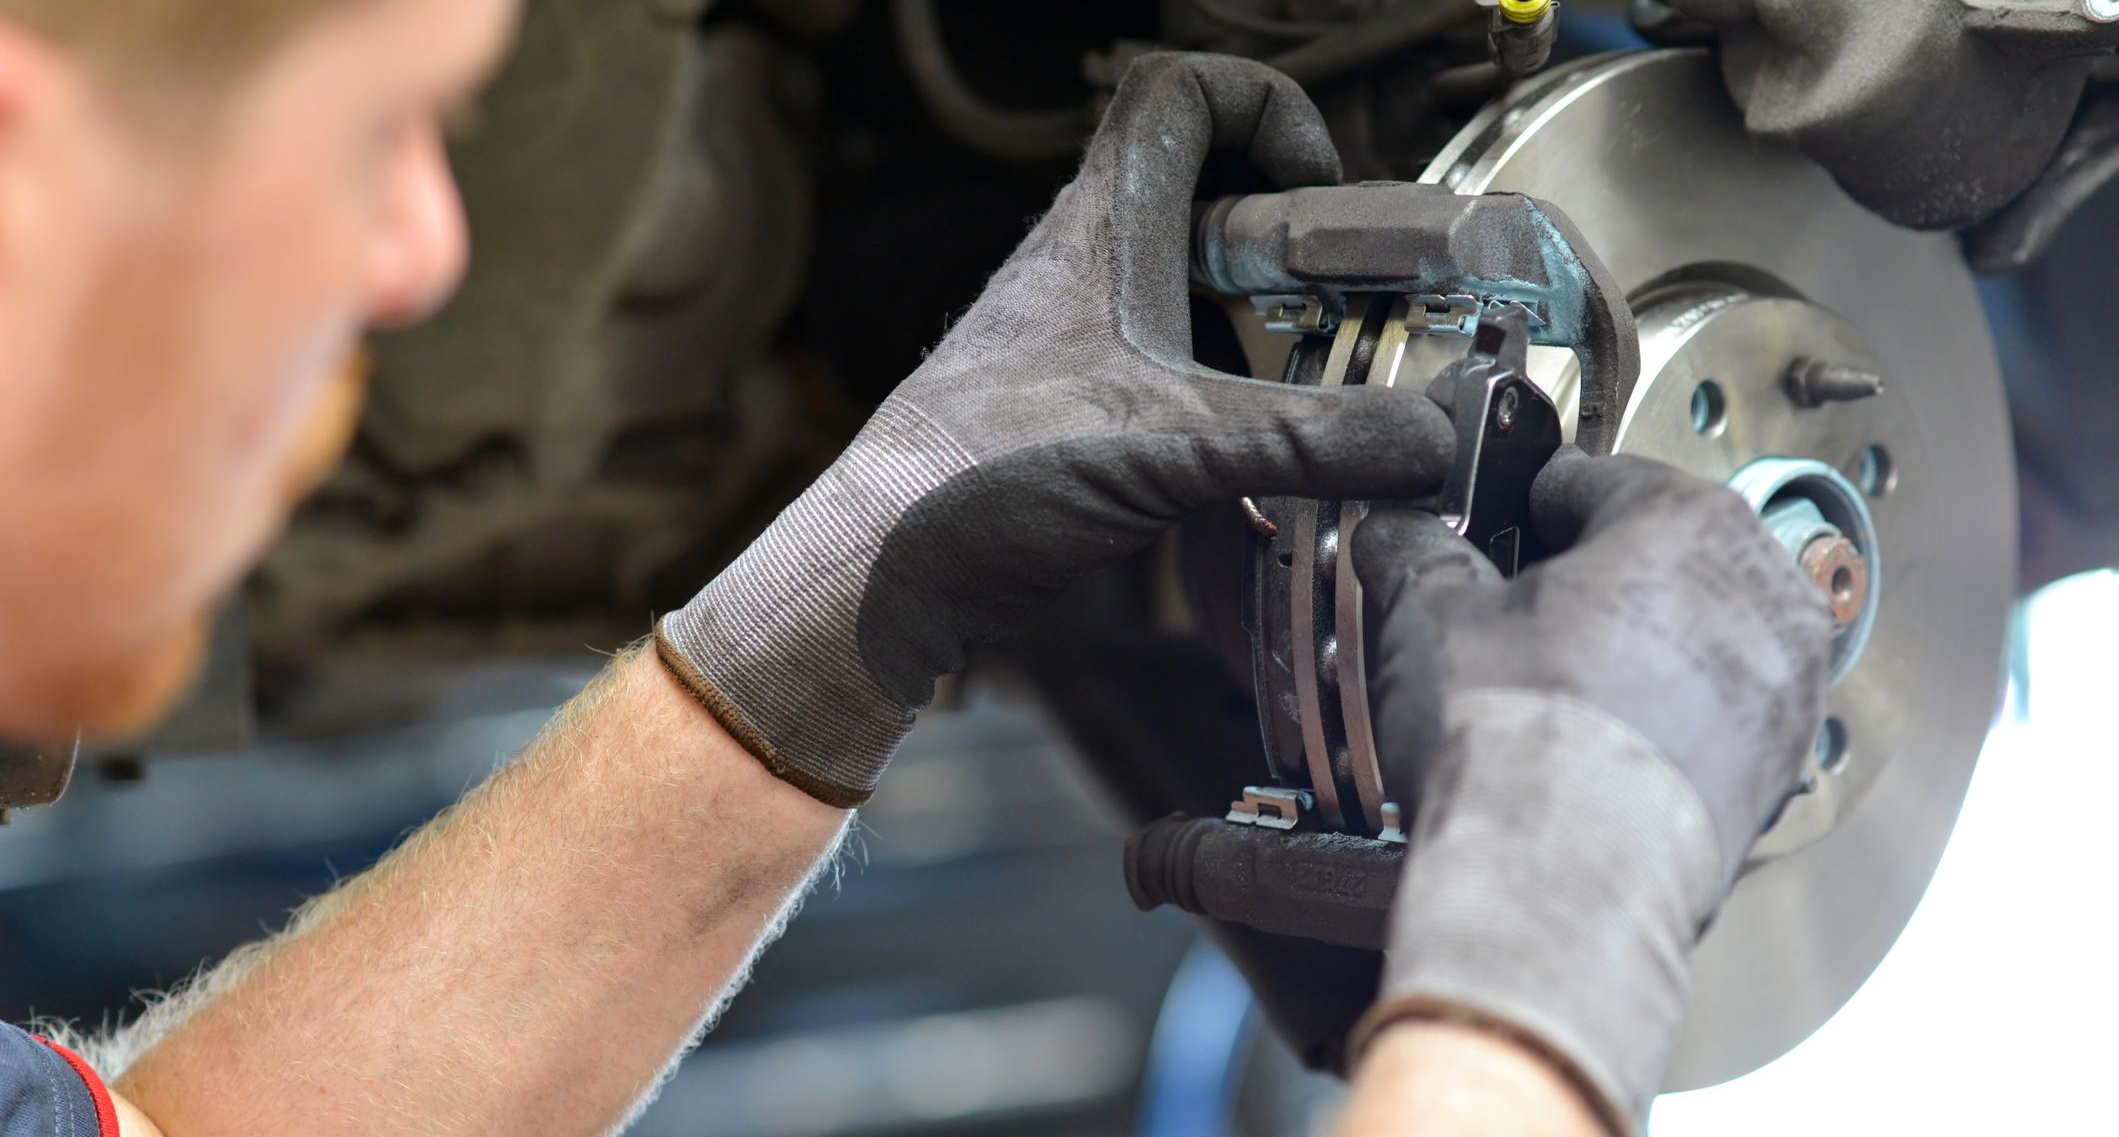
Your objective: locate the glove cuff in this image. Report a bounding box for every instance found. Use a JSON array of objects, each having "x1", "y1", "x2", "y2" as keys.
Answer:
[
  {"x1": 654, "y1": 400, "x2": 973, "y2": 809},
  {"x1": 1365, "y1": 689, "x2": 1724, "y2": 1127},
  {"x1": 653, "y1": 625, "x2": 882, "y2": 809}
]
